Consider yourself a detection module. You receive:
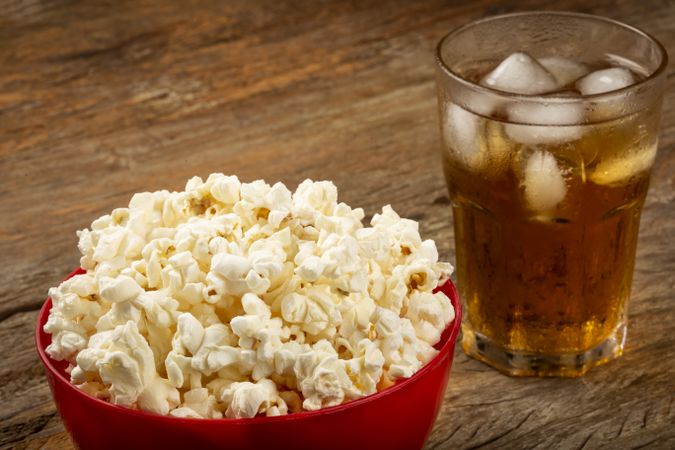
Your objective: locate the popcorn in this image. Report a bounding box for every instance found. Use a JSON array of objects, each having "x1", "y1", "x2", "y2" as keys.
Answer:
[
  {"x1": 45, "y1": 174, "x2": 454, "y2": 418},
  {"x1": 406, "y1": 292, "x2": 456, "y2": 345},
  {"x1": 175, "y1": 313, "x2": 205, "y2": 355},
  {"x1": 210, "y1": 175, "x2": 241, "y2": 205},
  {"x1": 343, "y1": 339, "x2": 385, "y2": 398},
  {"x1": 191, "y1": 324, "x2": 240, "y2": 373},
  {"x1": 99, "y1": 275, "x2": 144, "y2": 303},
  {"x1": 338, "y1": 293, "x2": 376, "y2": 342},
  {"x1": 294, "y1": 340, "x2": 351, "y2": 410},
  {"x1": 170, "y1": 387, "x2": 222, "y2": 419},
  {"x1": 221, "y1": 379, "x2": 287, "y2": 418},
  {"x1": 137, "y1": 376, "x2": 181, "y2": 416},
  {"x1": 71, "y1": 321, "x2": 180, "y2": 414},
  {"x1": 209, "y1": 253, "x2": 270, "y2": 296},
  {"x1": 280, "y1": 286, "x2": 341, "y2": 338}
]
